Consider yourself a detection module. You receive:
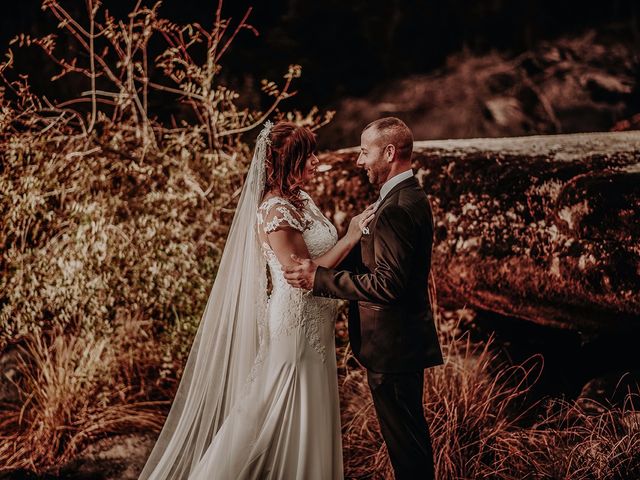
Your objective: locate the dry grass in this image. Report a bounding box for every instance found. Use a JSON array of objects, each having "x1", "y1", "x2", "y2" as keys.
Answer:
[
  {"x1": 488, "y1": 394, "x2": 640, "y2": 480},
  {"x1": 339, "y1": 311, "x2": 544, "y2": 480},
  {"x1": 338, "y1": 310, "x2": 640, "y2": 479},
  {"x1": 0, "y1": 319, "x2": 165, "y2": 473}
]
